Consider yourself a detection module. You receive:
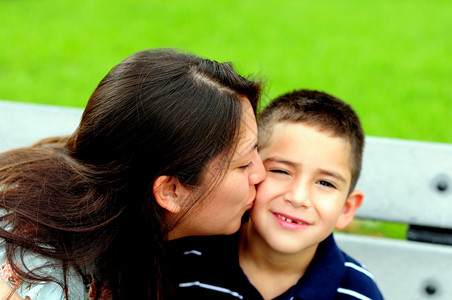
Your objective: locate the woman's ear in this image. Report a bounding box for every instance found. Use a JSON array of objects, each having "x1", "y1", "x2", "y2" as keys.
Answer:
[
  {"x1": 153, "y1": 175, "x2": 188, "y2": 213},
  {"x1": 335, "y1": 190, "x2": 364, "y2": 230}
]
